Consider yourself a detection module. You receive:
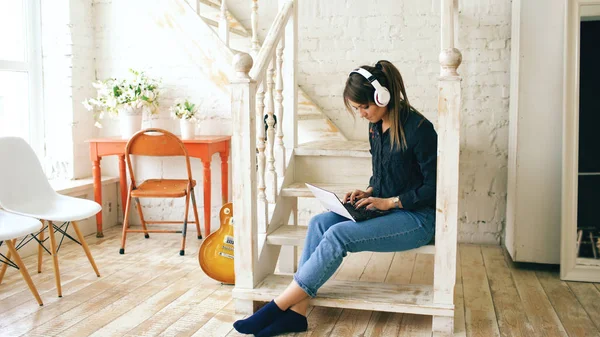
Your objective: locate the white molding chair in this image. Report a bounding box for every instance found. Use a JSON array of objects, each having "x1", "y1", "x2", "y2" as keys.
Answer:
[
  {"x1": 0, "y1": 137, "x2": 101, "y2": 297},
  {"x1": 0, "y1": 210, "x2": 44, "y2": 306}
]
